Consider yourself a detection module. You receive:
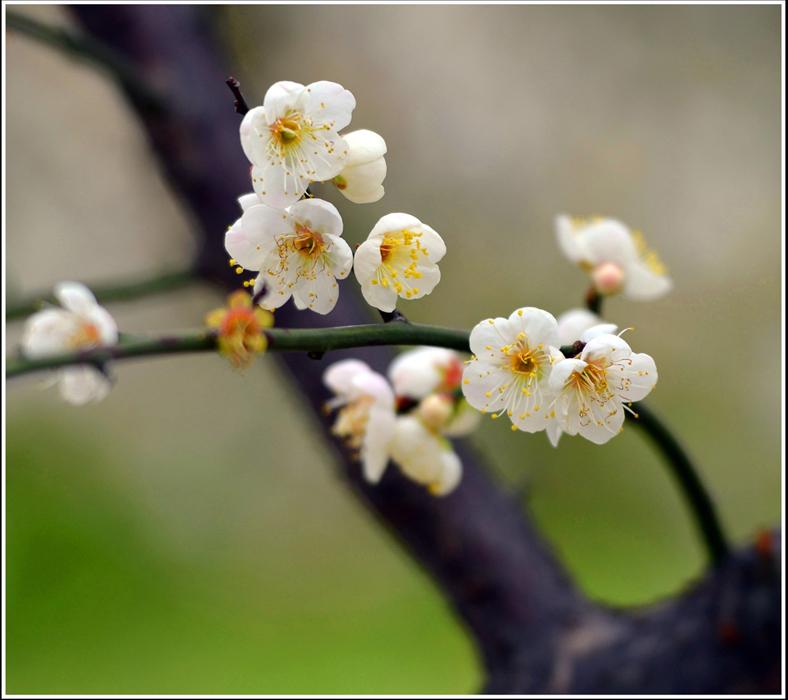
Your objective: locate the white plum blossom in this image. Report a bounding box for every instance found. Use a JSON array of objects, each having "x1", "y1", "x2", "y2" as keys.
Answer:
[
  {"x1": 389, "y1": 415, "x2": 462, "y2": 496},
  {"x1": 332, "y1": 129, "x2": 387, "y2": 204},
  {"x1": 225, "y1": 197, "x2": 353, "y2": 315},
  {"x1": 547, "y1": 333, "x2": 658, "y2": 446},
  {"x1": 240, "y1": 80, "x2": 356, "y2": 208},
  {"x1": 21, "y1": 282, "x2": 118, "y2": 405},
  {"x1": 556, "y1": 215, "x2": 672, "y2": 300},
  {"x1": 557, "y1": 308, "x2": 617, "y2": 347},
  {"x1": 389, "y1": 346, "x2": 480, "y2": 437},
  {"x1": 462, "y1": 307, "x2": 563, "y2": 433},
  {"x1": 389, "y1": 346, "x2": 464, "y2": 400},
  {"x1": 324, "y1": 359, "x2": 397, "y2": 483},
  {"x1": 353, "y1": 213, "x2": 446, "y2": 312}
]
